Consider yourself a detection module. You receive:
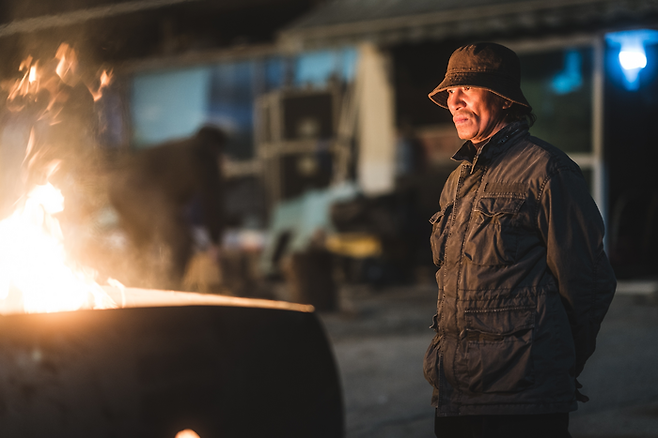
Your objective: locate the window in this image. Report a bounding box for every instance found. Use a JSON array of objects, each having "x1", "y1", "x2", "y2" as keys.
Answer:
[
  {"x1": 129, "y1": 48, "x2": 358, "y2": 162},
  {"x1": 519, "y1": 47, "x2": 594, "y2": 154}
]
